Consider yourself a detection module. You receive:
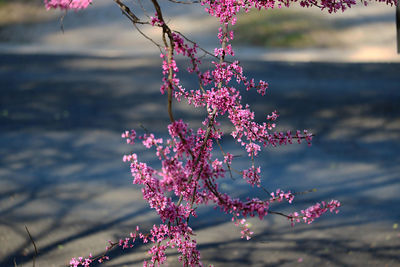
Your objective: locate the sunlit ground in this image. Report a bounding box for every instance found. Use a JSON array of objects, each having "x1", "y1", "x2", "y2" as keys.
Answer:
[{"x1": 0, "y1": 0, "x2": 398, "y2": 61}]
